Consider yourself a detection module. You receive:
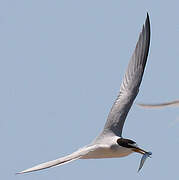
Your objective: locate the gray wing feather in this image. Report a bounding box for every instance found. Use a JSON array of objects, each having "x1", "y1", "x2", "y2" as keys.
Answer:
[
  {"x1": 102, "y1": 14, "x2": 150, "y2": 137},
  {"x1": 138, "y1": 100, "x2": 179, "y2": 108}
]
